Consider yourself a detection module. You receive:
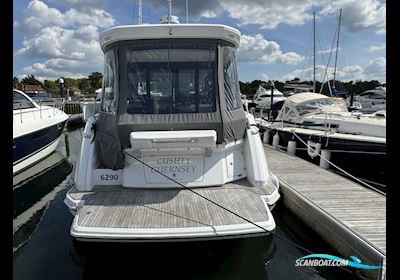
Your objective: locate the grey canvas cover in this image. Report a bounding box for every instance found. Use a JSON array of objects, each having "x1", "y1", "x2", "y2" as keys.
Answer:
[{"x1": 95, "y1": 39, "x2": 246, "y2": 169}]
